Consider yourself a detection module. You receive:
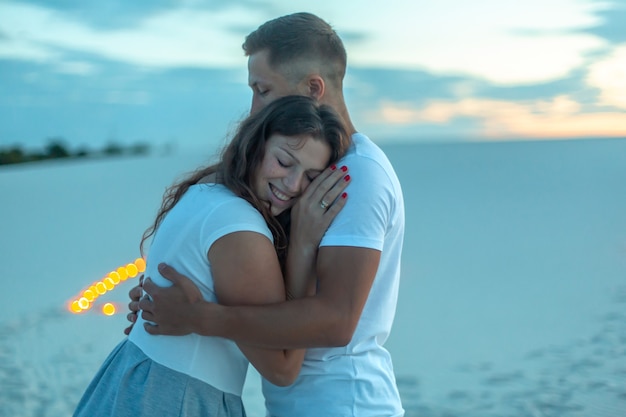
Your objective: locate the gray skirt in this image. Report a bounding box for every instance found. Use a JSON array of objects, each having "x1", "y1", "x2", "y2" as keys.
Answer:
[{"x1": 73, "y1": 338, "x2": 247, "y2": 417}]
